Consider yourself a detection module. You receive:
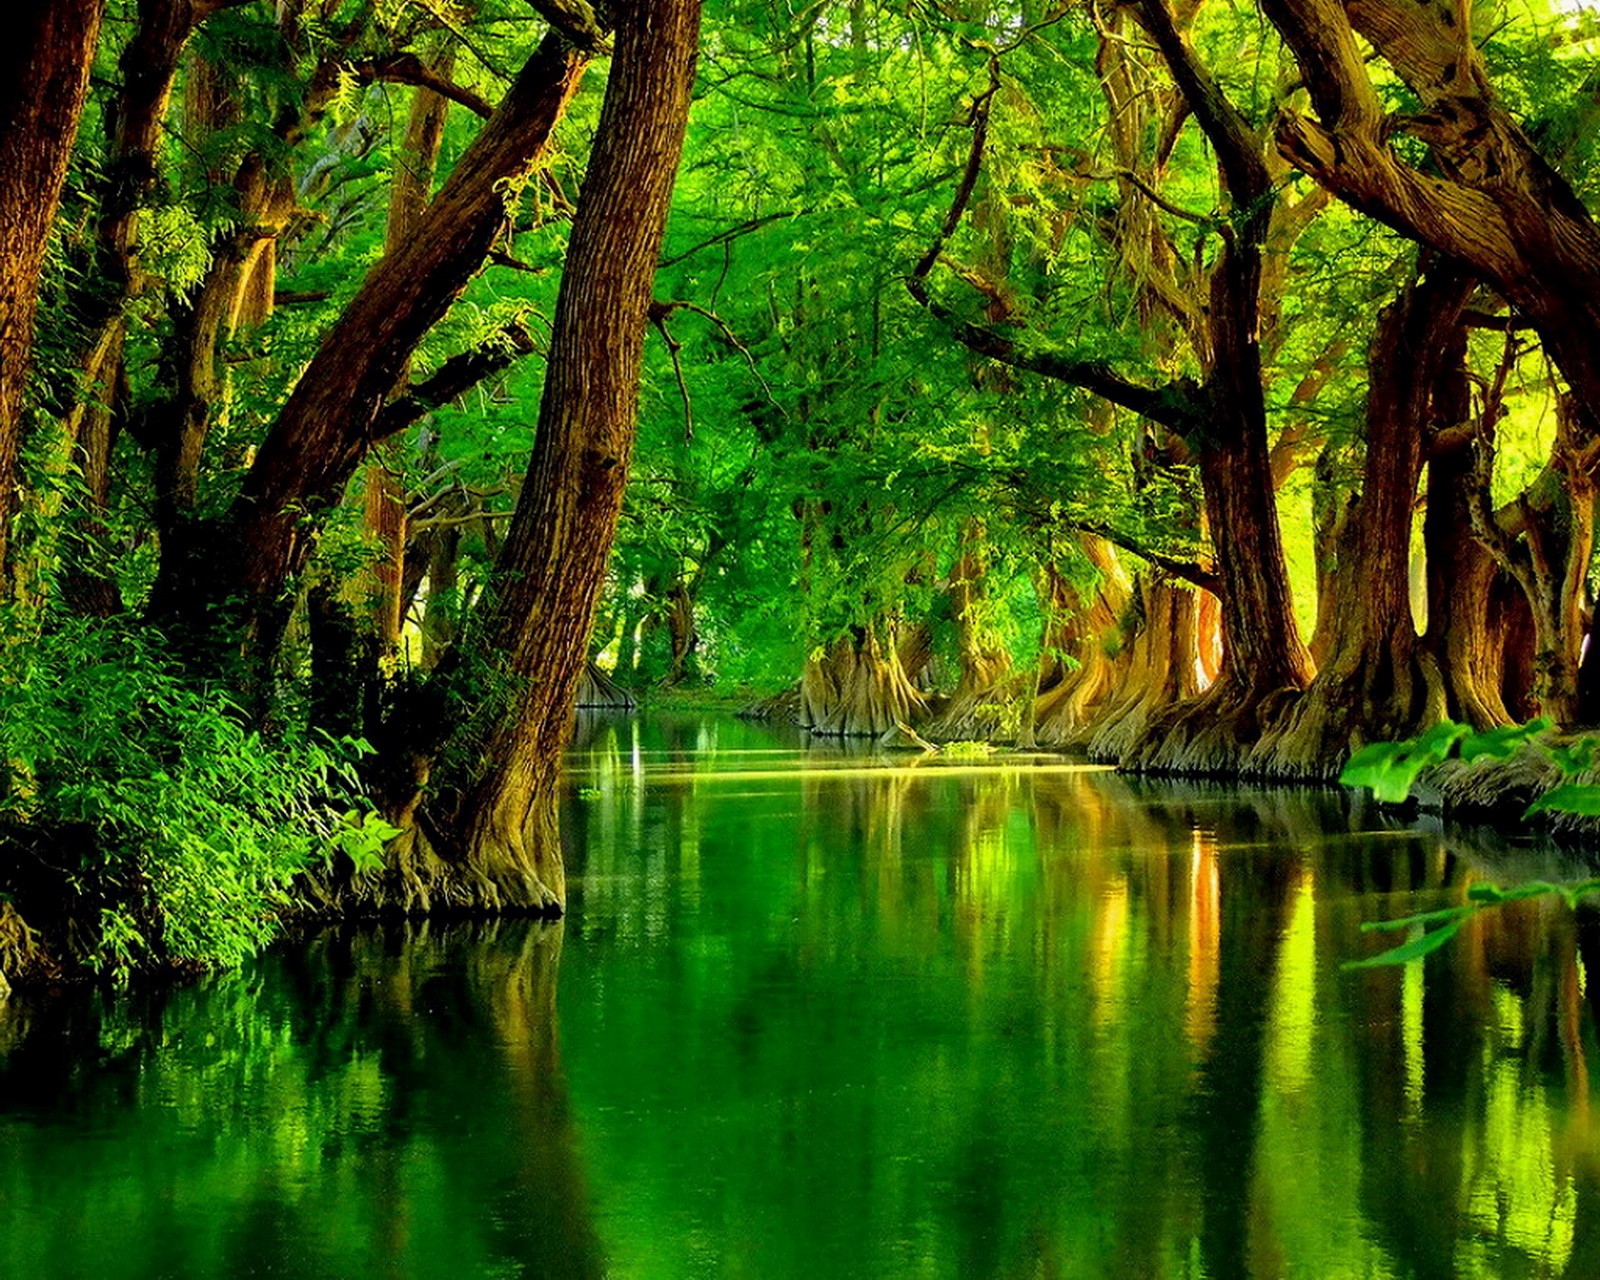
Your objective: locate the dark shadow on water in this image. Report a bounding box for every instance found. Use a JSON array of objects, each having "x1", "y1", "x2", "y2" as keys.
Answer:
[{"x1": 0, "y1": 920, "x2": 603, "y2": 1280}]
